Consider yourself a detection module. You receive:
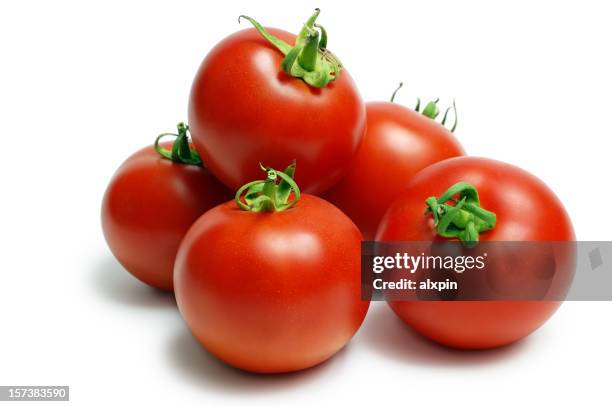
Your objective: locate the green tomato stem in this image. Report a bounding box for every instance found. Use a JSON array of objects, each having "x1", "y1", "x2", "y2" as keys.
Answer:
[
  {"x1": 297, "y1": 30, "x2": 320, "y2": 72},
  {"x1": 238, "y1": 9, "x2": 342, "y2": 88},
  {"x1": 154, "y1": 123, "x2": 202, "y2": 166},
  {"x1": 235, "y1": 162, "x2": 300, "y2": 212},
  {"x1": 424, "y1": 182, "x2": 496, "y2": 248},
  {"x1": 390, "y1": 82, "x2": 459, "y2": 132},
  {"x1": 421, "y1": 98, "x2": 441, "y2": 119}
]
